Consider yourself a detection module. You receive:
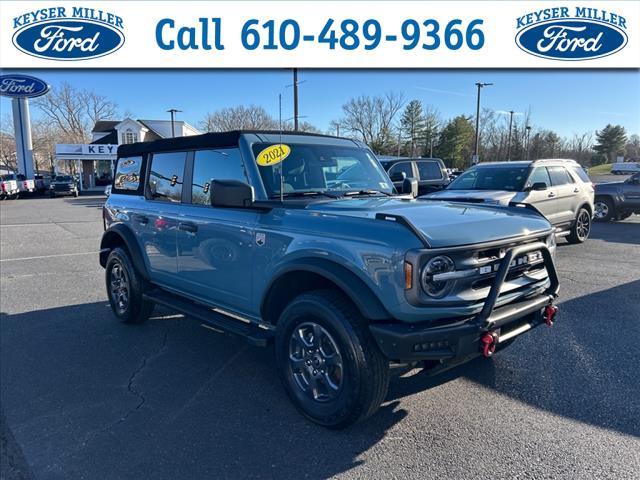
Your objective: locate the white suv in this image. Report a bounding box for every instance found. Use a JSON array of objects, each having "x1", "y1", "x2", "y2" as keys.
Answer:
[{"x1": 425, "y1": 159, "x2": 595, "y2": 244}]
